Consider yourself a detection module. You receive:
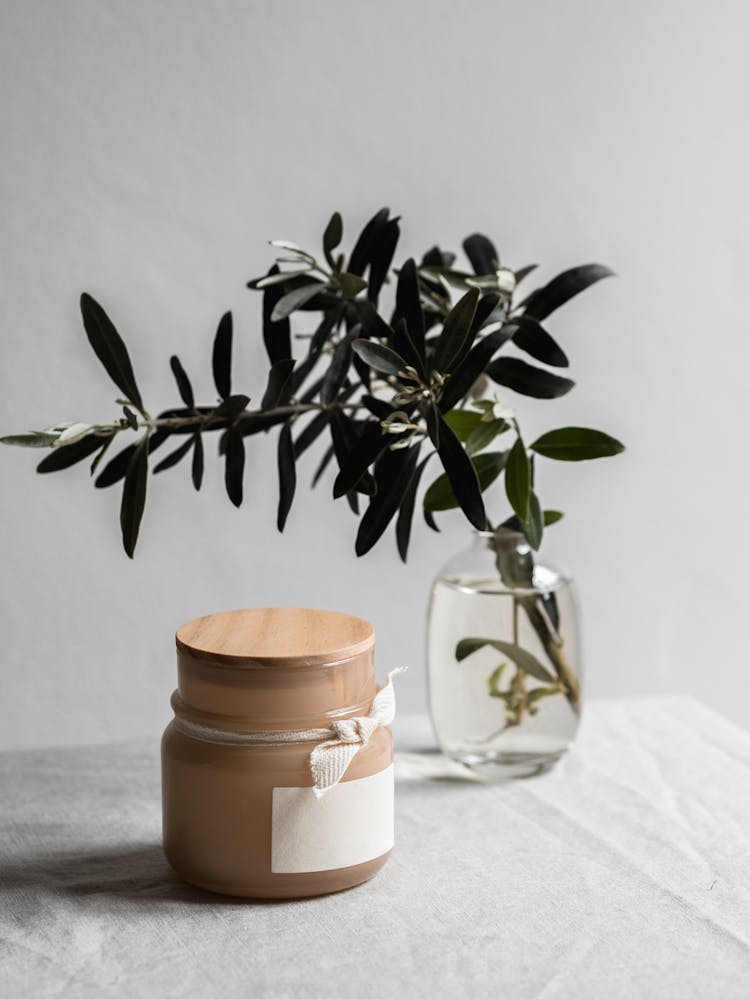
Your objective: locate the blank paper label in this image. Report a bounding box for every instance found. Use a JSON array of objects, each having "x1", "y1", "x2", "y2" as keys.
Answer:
[{"x1": 271, "y1": 765, "x2": 394, "y2": 874}]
